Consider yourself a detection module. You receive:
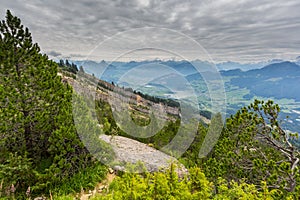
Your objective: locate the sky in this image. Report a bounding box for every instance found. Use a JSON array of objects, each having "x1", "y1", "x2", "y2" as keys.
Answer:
[{"x1": 1, "y1": 0, "x2": 300, "y2": 63}]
